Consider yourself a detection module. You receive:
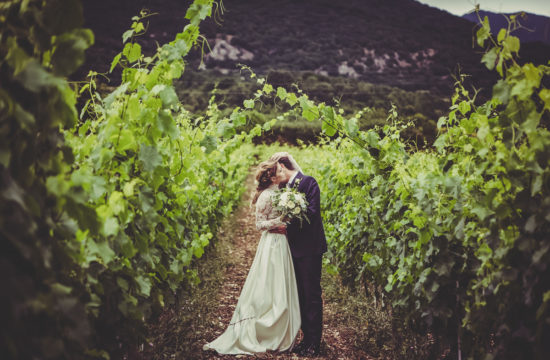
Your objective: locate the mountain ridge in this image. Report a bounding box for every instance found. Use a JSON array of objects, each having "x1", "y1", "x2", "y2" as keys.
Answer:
[
  {"x1": 78, "y1": 0, "x2": 550, "y2": 145},
  {"x1": 194, "y1": 0, "x2": 491, "y2": 94},
  {"x1": 81, "y1": 0, "x2": 550, "y2": 96},
  {"x1": 462, "y1": 9, "x2": 550, "y2": 45}
]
